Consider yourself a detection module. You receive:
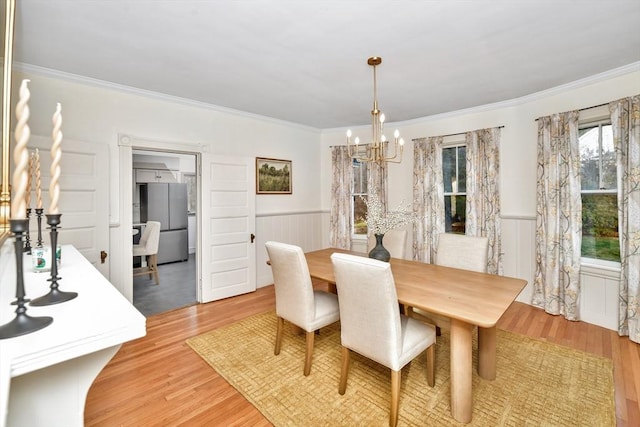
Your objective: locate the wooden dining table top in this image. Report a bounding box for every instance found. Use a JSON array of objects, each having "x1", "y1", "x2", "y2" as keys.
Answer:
[{"x1": 305, "y1": 248, "x2": 528, "y2": 329}]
